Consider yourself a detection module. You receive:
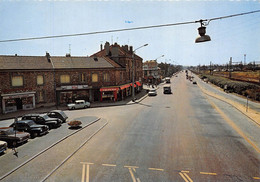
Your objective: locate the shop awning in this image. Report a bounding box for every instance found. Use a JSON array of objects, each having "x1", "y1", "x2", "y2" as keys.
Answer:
[
  {"x1": 136, "y1": 81, "x2": 142, "y2": 86},
  {"x1": 100, "y1": 86, "x2": 119, "y2": 92},
  {"x1": 130, "y1": 83, "x2": 137, "y2": 88},
  {"x1": 120, "y1": 84, "x2": 131, "y2": 90}
]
